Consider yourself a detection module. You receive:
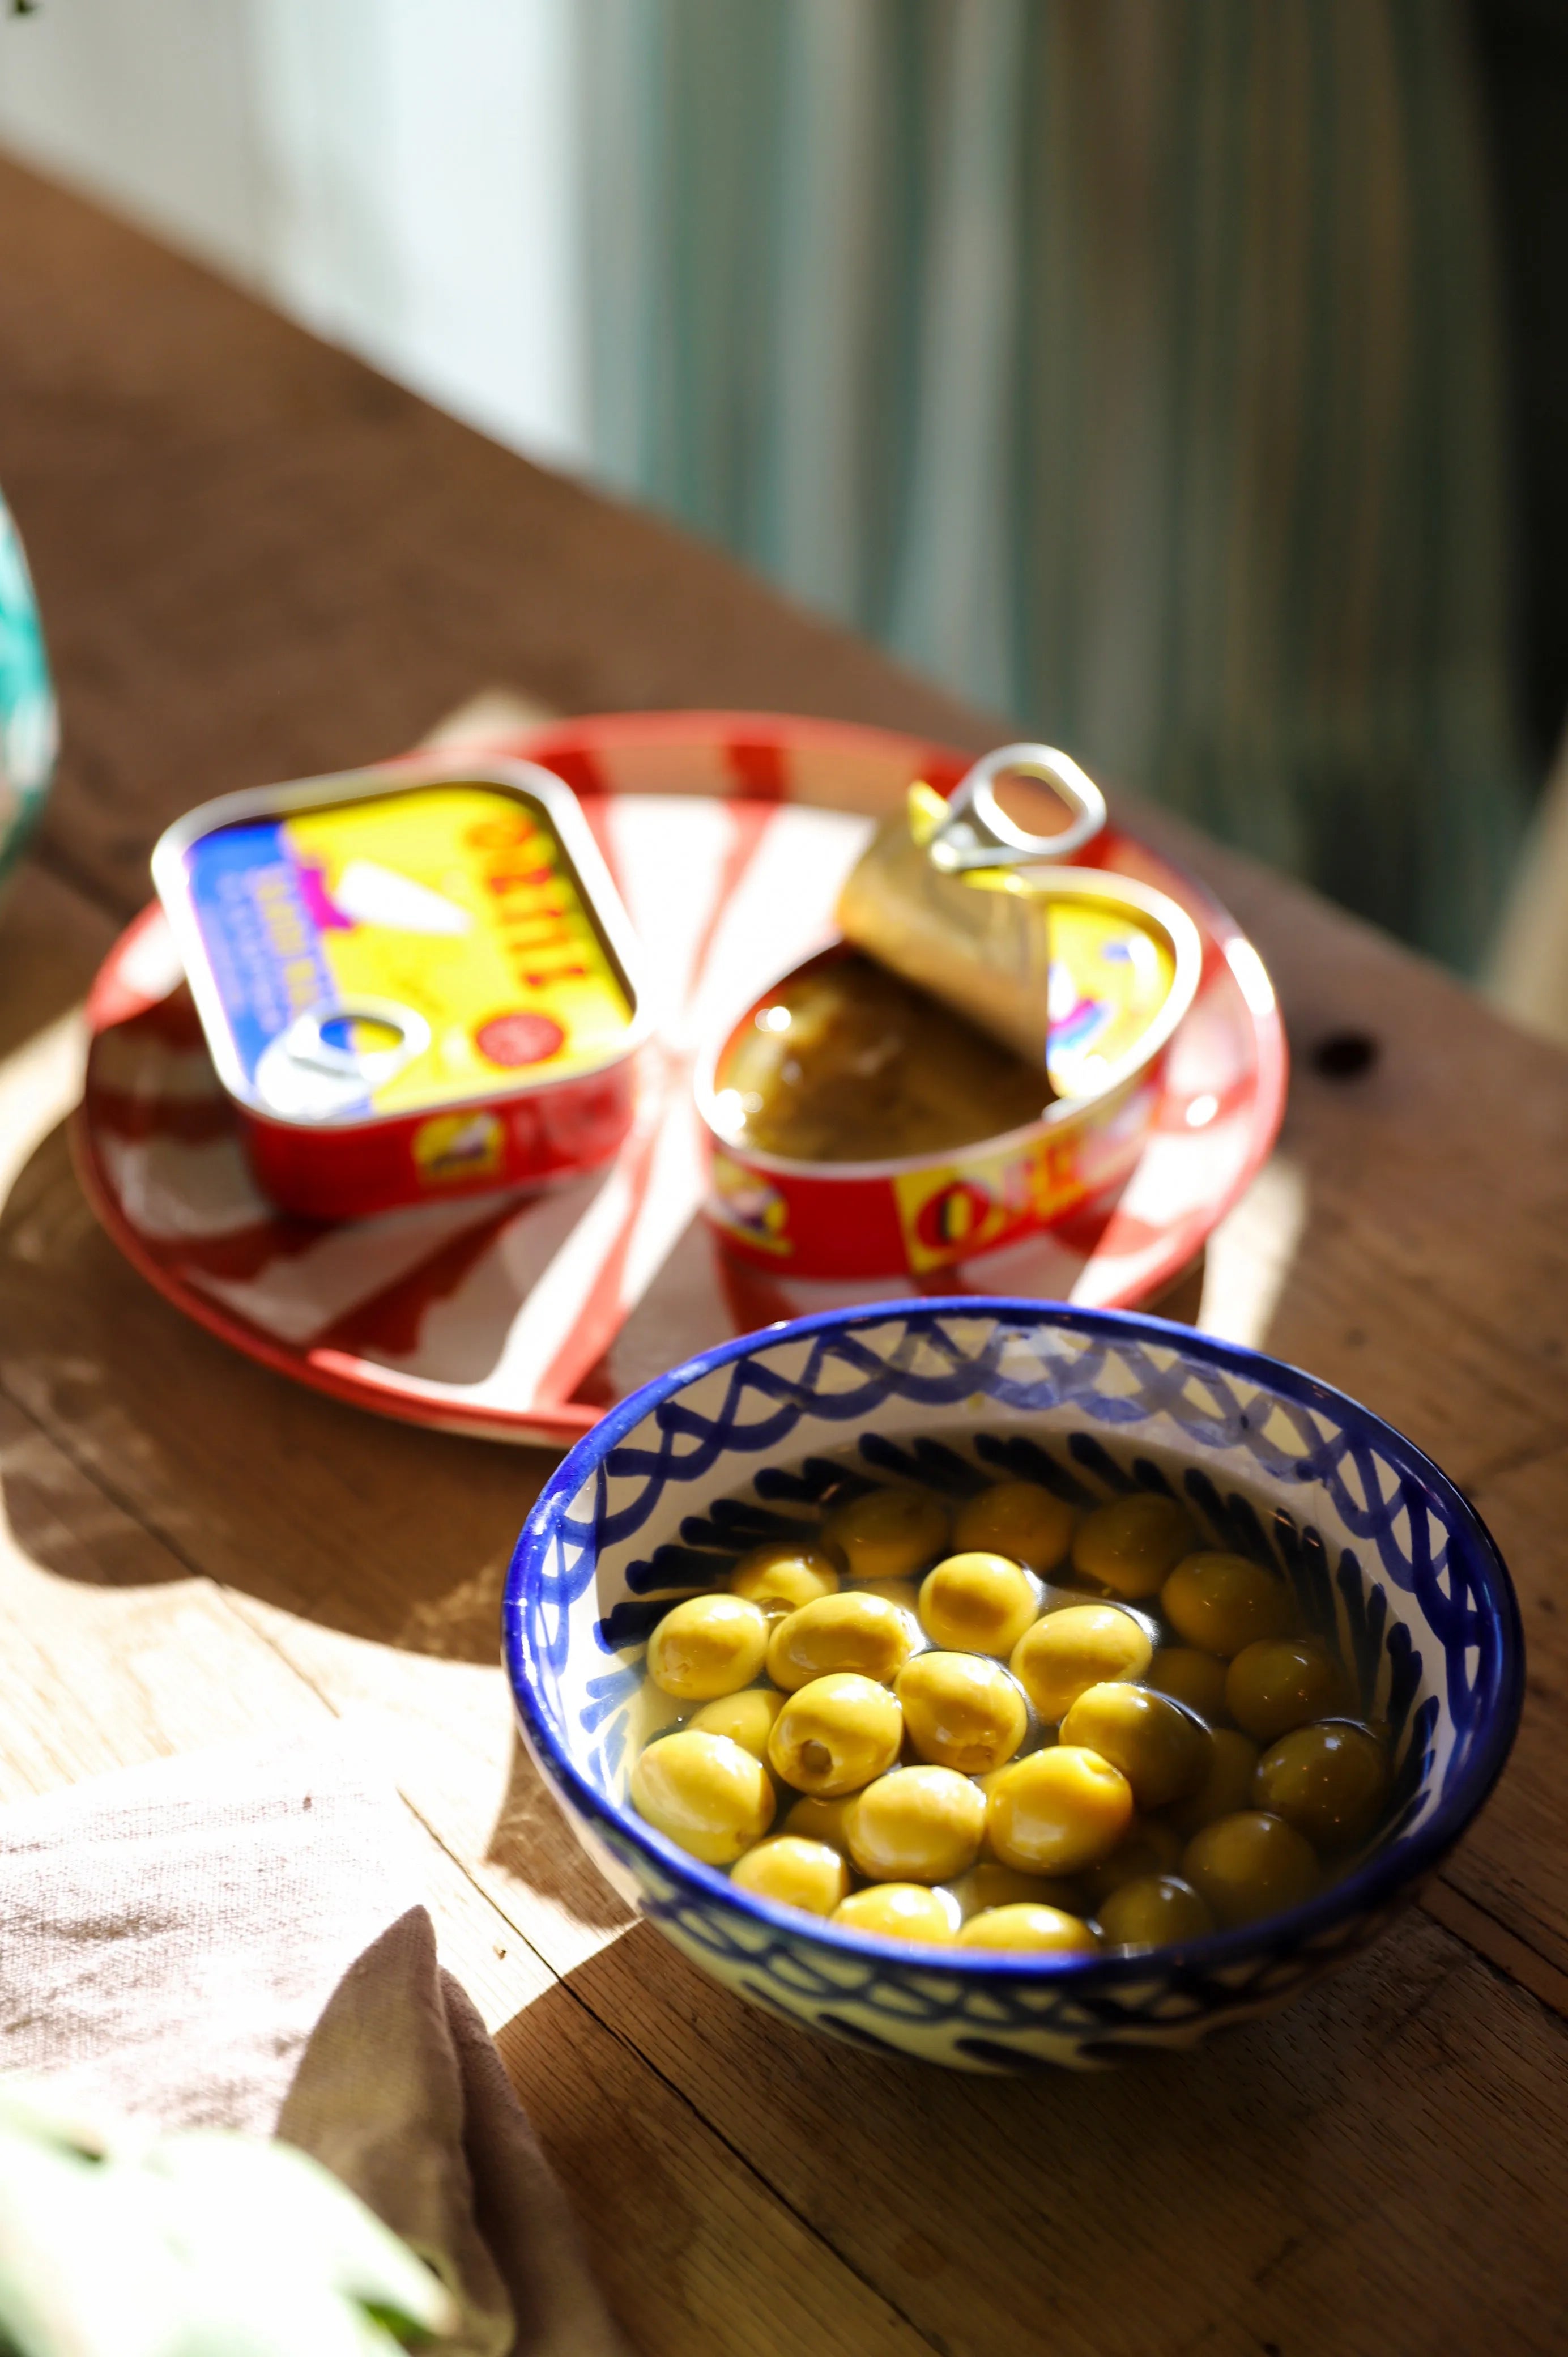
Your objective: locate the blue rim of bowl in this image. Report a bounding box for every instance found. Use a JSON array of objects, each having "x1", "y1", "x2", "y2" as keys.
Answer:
[{"x1": 503, "y1": 1299, "x2": 1525, "y2": 1981}]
